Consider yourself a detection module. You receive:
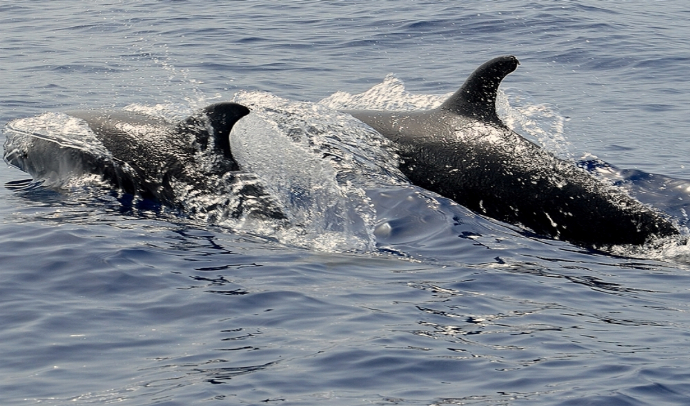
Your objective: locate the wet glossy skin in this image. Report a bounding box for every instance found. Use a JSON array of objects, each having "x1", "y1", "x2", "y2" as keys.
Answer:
[{"x1": 346, "y1": 56, "x2": 678, "y2": 247}]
